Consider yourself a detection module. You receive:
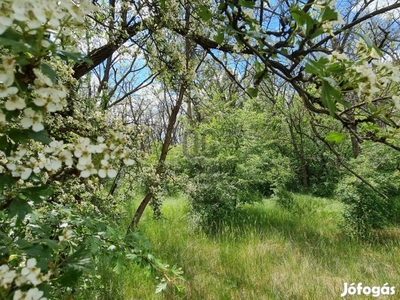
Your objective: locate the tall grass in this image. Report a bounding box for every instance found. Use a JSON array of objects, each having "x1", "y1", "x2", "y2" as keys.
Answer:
[{"x1": 77, "y1": 194, "x2": 400, "y2": 299}]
